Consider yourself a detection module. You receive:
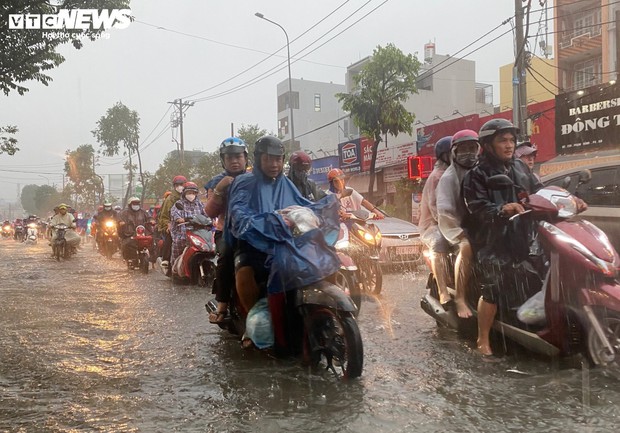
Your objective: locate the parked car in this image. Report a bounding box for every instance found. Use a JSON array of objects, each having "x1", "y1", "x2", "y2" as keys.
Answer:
[
  {"x1": 371, "y1": 210, "x2": 424, "y2": 268},
  {"x1": 541, "y1": 160, "x2": 620, "y2": 252}
]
